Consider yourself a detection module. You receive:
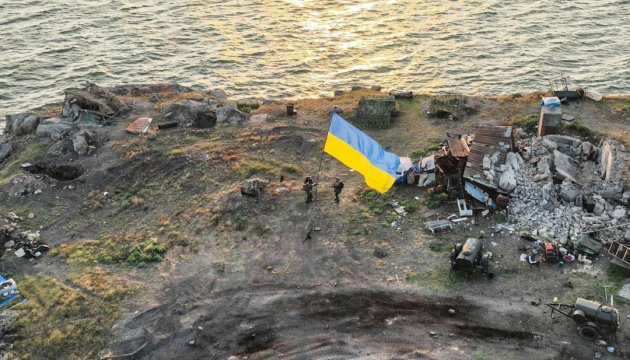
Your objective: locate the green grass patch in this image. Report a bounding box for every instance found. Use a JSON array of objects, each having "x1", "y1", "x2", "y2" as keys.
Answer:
[
  {"x1": 423, "y1": 192, "x2": 447, "y2": 209},
  {"x1": 564, "y1": 122, "x2": 599, "y2": 140},
  {"x1": 55, "y1": 234, "x2": 168, "y2": 267},
  {"x1": 236, "y1": 158, "x2": 300, "y2": 178},
  {"x1": 355, "y1": 188, "x2": 393, "y2": 215},
  {"x1": 513, "y1": 114, "x2": 539, "y2": 134},
  {"x1": 593, "y1": 267, "x2": 628, "y2": 303},
  {"x1": 12, "y1": 275, "x2": 120, "y2": 360},
  {"x1": 280, "y1": 164, "x2": 302, "y2": 175},
  {"x1": 184, "y1": 134, "x2": 203, "y2": 144},
  {"x1": 401, "y1": 199, "x2": 419, "y2": 213},
  {"x1": 237, "y1": 102, "x2": 260, "y2": 113},
  {"x1": 495, "y1": 212, "x2": 507, "y2": 224},
  {"x1": 410, "y1": 143, "x2": 441, "y2": 160},
  {"x1": 0, "y1": 142, "x2": 51, "y2": 181}
]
